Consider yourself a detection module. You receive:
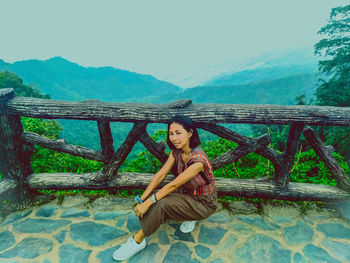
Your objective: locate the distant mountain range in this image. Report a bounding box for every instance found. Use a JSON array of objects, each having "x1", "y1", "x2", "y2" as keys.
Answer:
[{"x1": 0, "y1": 57, "x2": 181, "y2": 101}]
